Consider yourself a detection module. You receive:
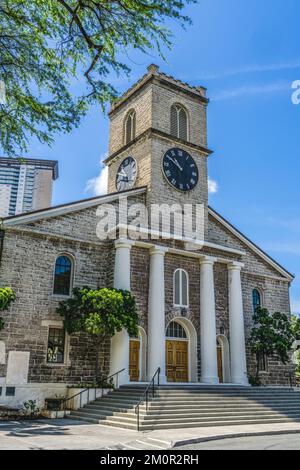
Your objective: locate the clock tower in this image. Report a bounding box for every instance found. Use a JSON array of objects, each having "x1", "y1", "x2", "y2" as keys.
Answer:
[{"x1": 105, "y1": 64, "x2": 212, "y2": 236}]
